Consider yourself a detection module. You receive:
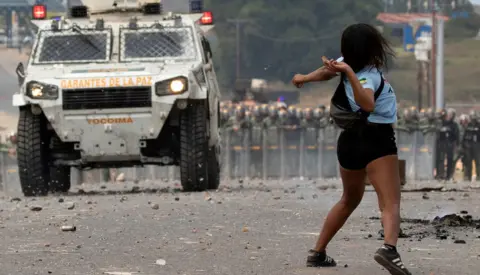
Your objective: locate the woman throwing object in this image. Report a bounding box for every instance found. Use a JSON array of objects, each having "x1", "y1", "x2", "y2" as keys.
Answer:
[{"x1": 291, "y1": 23, "x2": 411, "y2": 275}]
